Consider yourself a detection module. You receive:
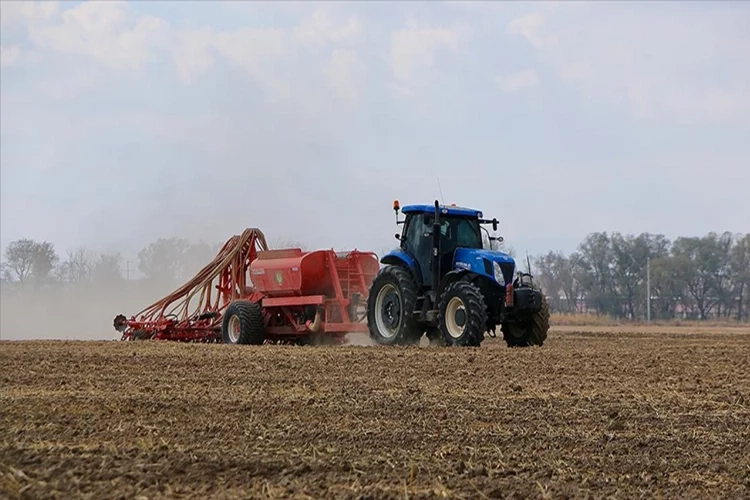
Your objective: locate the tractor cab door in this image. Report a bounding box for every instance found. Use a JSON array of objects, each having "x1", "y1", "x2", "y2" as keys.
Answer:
[
  {"x1": 423, "y1": 214, "x2": 459, "y2": 284},
  {"x1": 401, "y1": 213, "x2": 434, "y2": 288}
]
